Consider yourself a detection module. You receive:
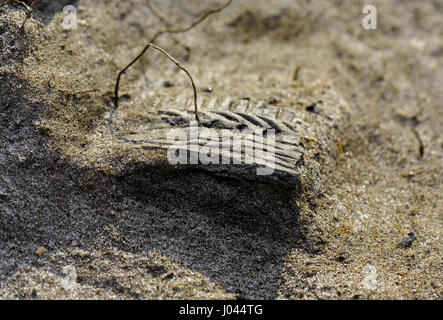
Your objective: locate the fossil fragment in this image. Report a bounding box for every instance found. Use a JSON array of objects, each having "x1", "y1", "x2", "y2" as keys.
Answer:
[{"x1": 109, "y1": 92, "x2": 347, "y2": 188}]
